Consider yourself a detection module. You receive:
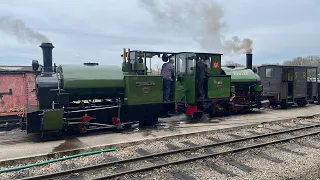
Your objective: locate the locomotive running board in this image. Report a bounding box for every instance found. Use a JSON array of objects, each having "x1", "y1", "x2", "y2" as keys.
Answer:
[{"x1": 65, "y1": 105, "x2": 120, "y2": 114}]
